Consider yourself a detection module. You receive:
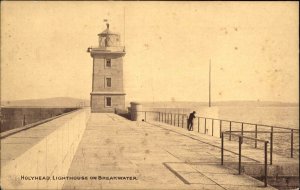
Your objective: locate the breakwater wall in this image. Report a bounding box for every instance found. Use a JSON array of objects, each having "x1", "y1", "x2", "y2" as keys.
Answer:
[
  {"x1": 0, "y1": 107, "x2": 78, "y2": 132},
  {"x1": 1, "y1": 108, "x2": 90, "y2": 189}
]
